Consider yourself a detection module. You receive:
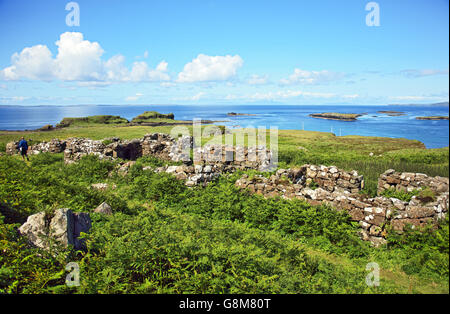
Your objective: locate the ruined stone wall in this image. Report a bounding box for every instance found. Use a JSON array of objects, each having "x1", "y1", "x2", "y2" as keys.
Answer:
[
  {"x1": 6, "y1": 133, "x2": 189, "y2": 164},
  {"x1": 30, "y1": 139, "x2": 67, "y2": 154},
  {"x1": 193, "y1": 144, "x2": 274, "y2": 171},
  {"x1": 378, "y1": 169, "x2": 449, "y2": 194},
  {"x1": 235, "y1": 167, "x2": 449, "y2": 246},
  {"x1": 5, "y1": 142, "x2": 18, "y2": 155}
]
